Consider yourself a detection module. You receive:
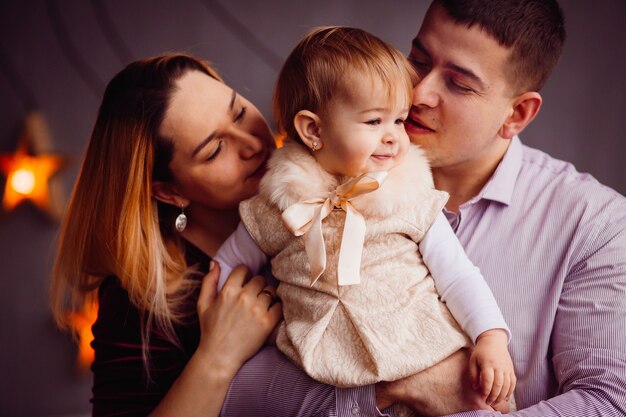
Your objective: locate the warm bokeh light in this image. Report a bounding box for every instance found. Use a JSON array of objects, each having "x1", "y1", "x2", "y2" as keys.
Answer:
[
  {"x1": 0, "y1": 112, "x2": 67, "y2": 220},
  {"x1": 275, "y1": 131, "x2": 286, "y2": 148},
  {"x1": 0, "y1": 146, "x2": 63, "y2": 212},
  {"x1": 9, "y1": 168, "x2": 36, "y2": 195},
  {"x1": 67, "y1": 301, "x2": 98, "y2": 370}
]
